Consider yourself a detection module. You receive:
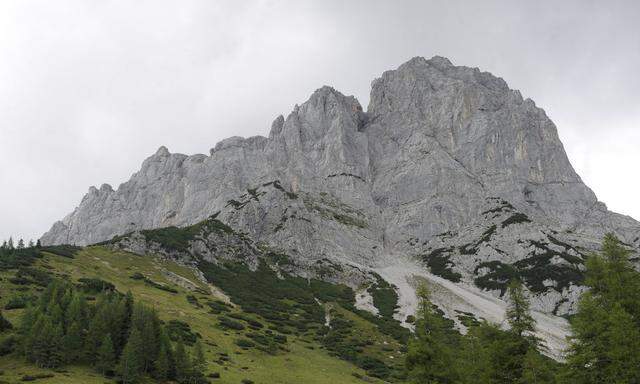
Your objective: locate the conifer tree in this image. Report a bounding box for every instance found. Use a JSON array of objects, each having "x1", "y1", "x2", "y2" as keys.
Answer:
[
  {"x1": 520, "y1": 348, "x2": 556, "y2": 384},
  {"x1": 96, "y1": 334, "x2": 116, "y2": 374},
  {"x1": 174, "y1": 339, "x2": 192, "y2": 383},
  {"x1": 506, "y1": 279, "x2": 535, "y2": 340},
  {"x1": 563, "y1": 234, "x2": 640, "y2": 383},
  {"x1": 192, "y1": 339, "x2": 207, "y2": 380},
  {"x1": 155, "y1": 339, "x2": 173, "y2": 381},
  {"x1": 405, "y1": 285, "x2": 458, "y2": 383},
  {"x1": 63, "y1": 321, "x2": 84, "y2": 362},
  {"x1": 17, "y1": 238, "x2": 24, "y2": 249},
  {"x1": 118, "y1": 327, "x2": 144, "y2": 384},
  {"x1": 157, "y1": 328, "x2": 175, "y2": 380}
]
